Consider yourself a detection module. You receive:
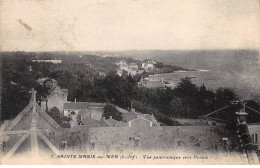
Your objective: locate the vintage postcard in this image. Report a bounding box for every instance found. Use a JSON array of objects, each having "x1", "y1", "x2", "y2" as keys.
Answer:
[{"x1": 0, "y1": 0, "x2": 259, "y2": 165}]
